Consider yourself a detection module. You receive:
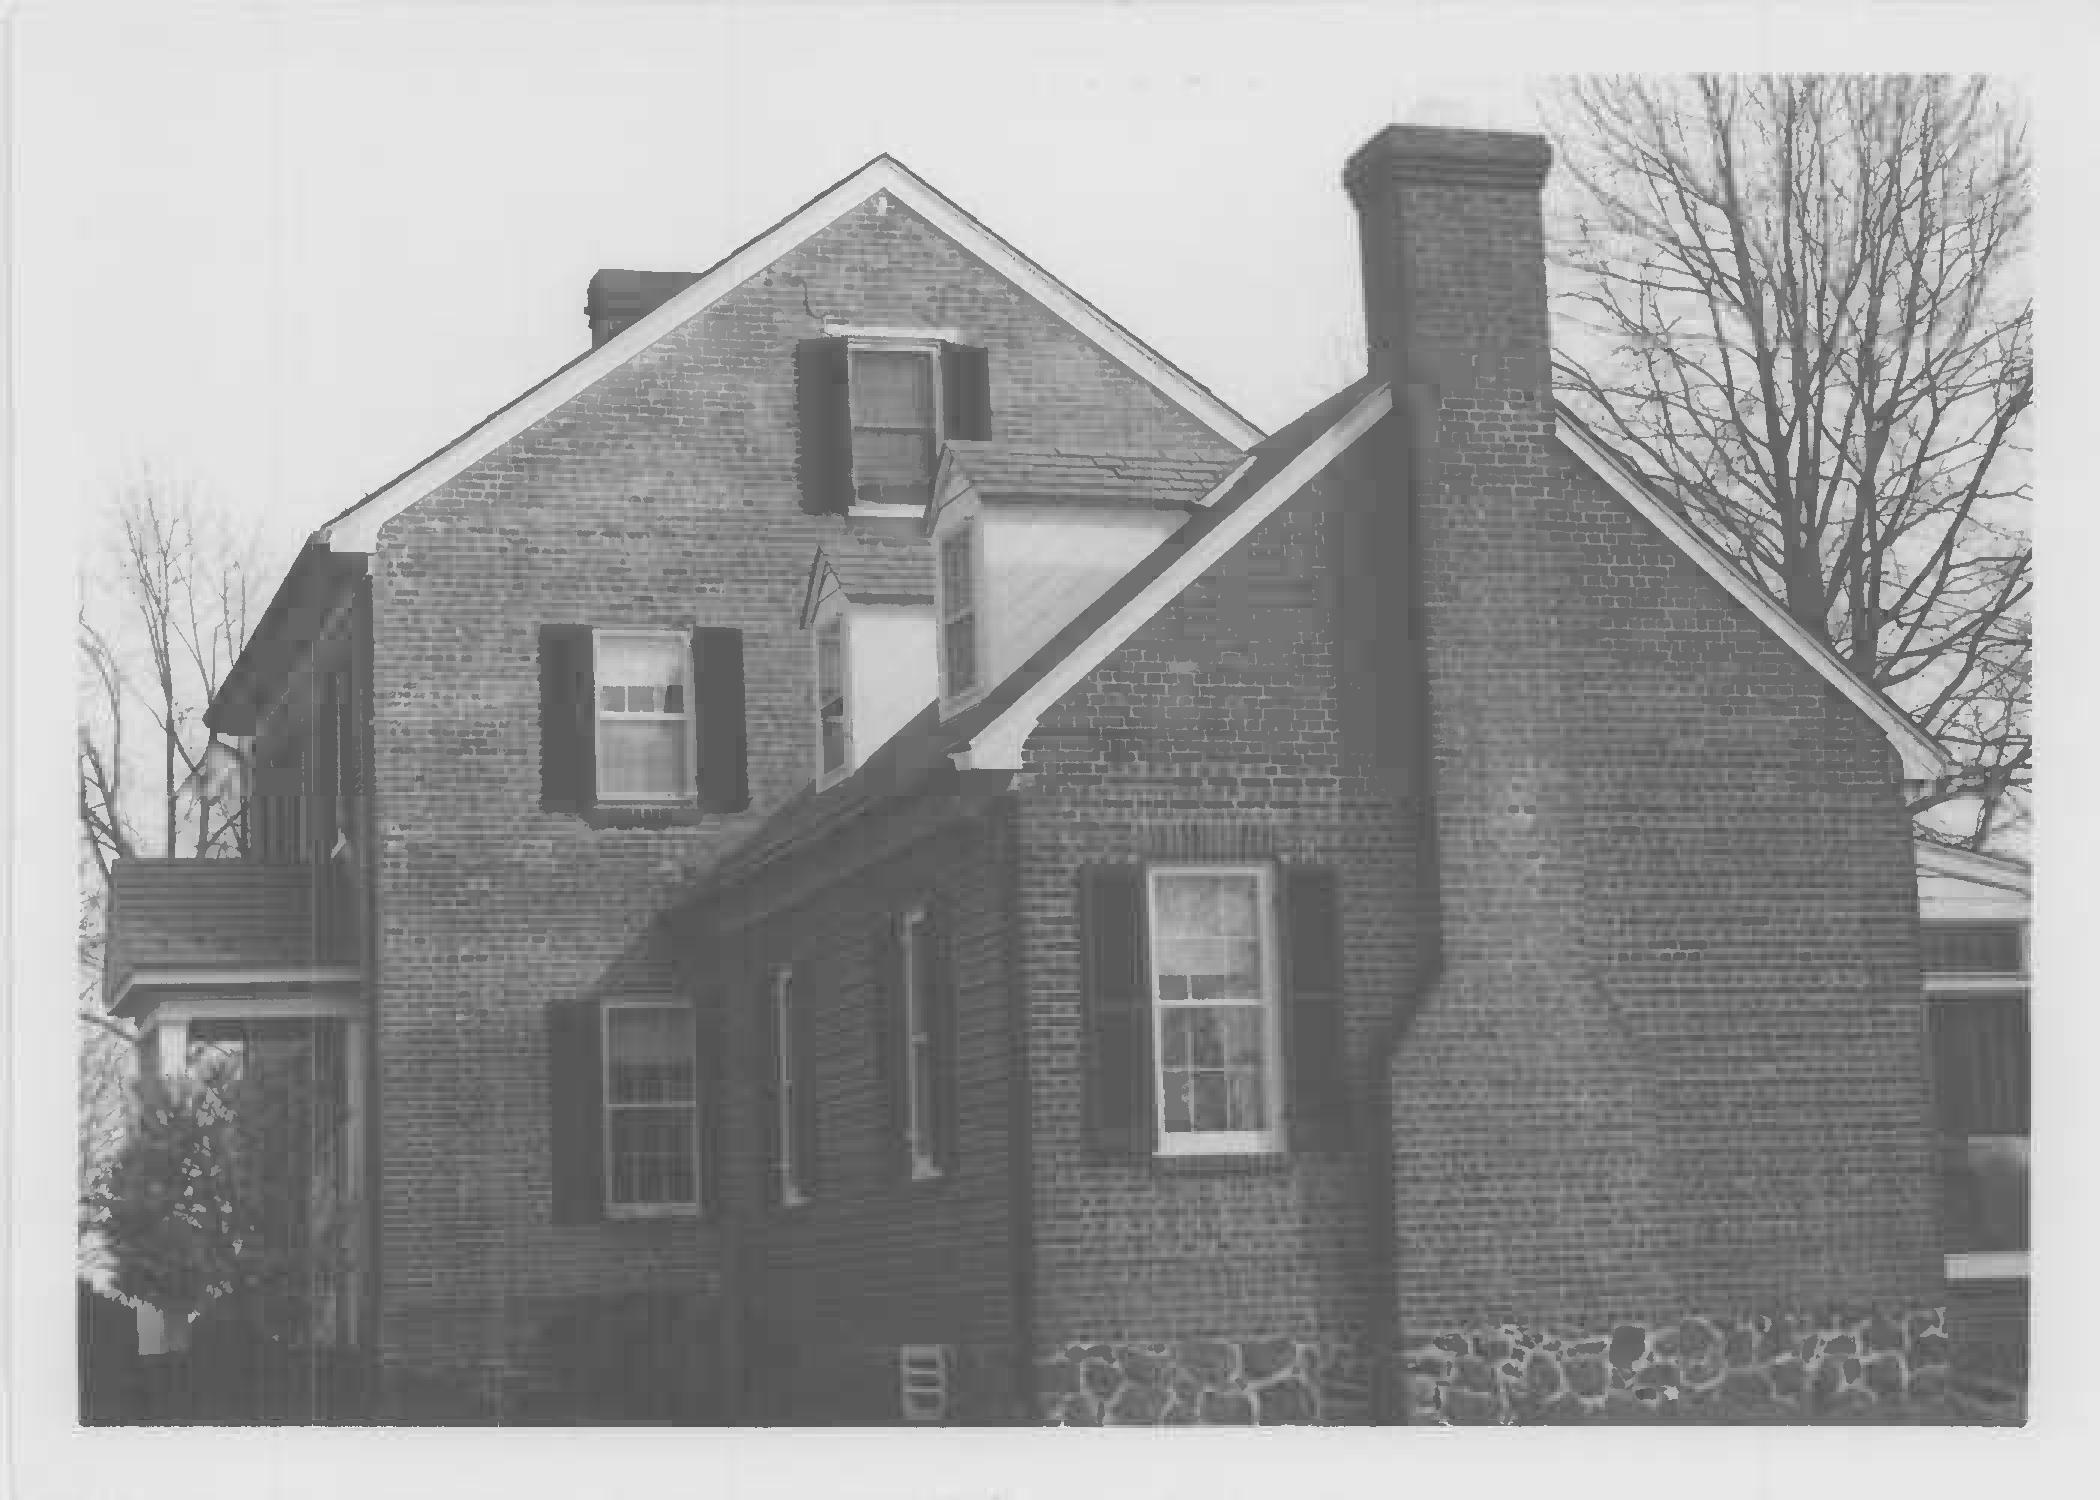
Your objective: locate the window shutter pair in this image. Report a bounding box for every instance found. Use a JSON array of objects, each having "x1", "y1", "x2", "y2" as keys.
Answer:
[
  {"x1": 871, "y1": 908, "x2": 960, "y2": 1178},
  {"x1": 793, "y1": 337, "x2": 993, "y2": 514},
  {"x1": 548, "y1": 998, "x2": 723, "y2": 1224},
  {"x1": 1077, "y1": 863, "x2": 1350, "y2": 1156},
  {"x1": 538, "y1": 625, "x2": 747, "y2": 813},
  {"x1": 758, "y1": 962, "x2": 821, "y2": 1204}
]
